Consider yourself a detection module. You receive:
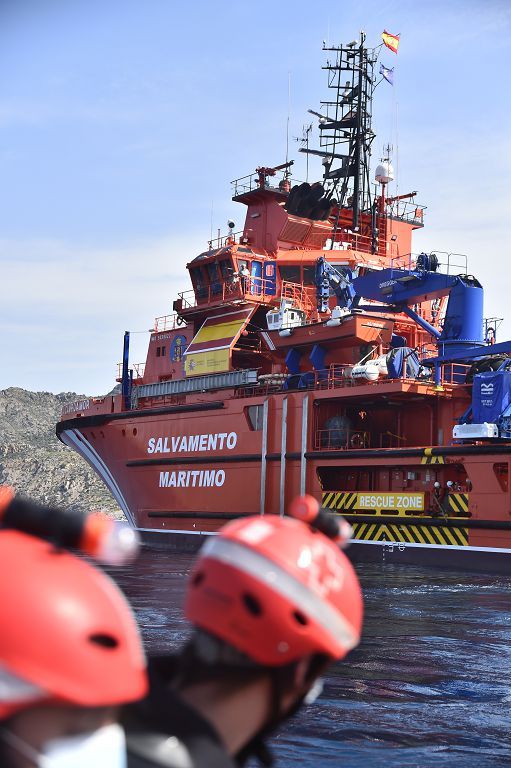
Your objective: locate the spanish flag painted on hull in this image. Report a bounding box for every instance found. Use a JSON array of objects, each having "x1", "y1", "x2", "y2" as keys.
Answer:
[{"x1": 184, "y1": 307, "x2": 255, "y2": 377}]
